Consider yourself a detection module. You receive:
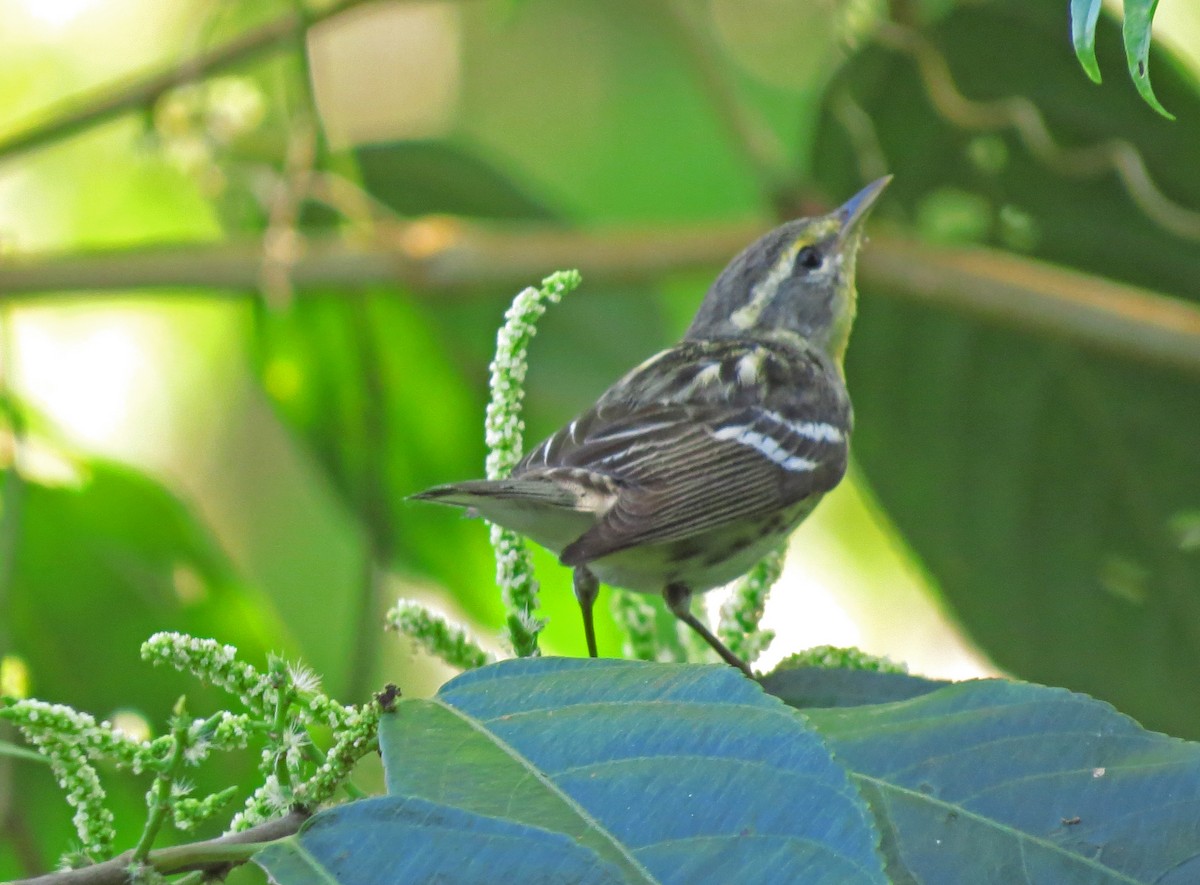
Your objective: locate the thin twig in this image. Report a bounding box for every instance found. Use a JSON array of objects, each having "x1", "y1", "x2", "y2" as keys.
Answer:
[
  {"x1": 0, "y1": 0, "x2": 376, "y2": 165},
  {"x1": 0, "y1": 222, "x2": 1196, "y2": 376},
  {"x1": 12, "y1": 810, "x2": 309, "y2": 885}
]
